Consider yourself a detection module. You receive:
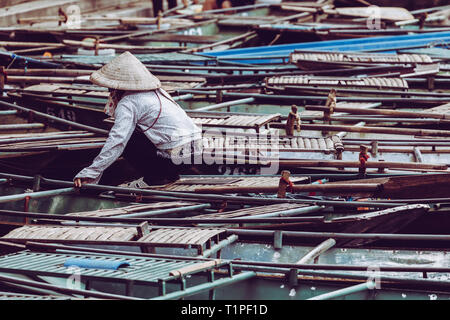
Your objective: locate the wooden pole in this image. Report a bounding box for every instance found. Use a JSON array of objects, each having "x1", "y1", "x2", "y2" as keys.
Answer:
[
  {"x1": 298, "y1": 123, "x2": 450, "y2": 137},
  {"x1": 195, "y1": 183, "x2": 381, "y2": 194},
  {"x1": 62, "y1": 40, "x2": 185, "y2": 51},
  {"x1": 278, "y1": 159, "x2": 448, "y2": 171},
  {"x1": 304, "y1": 105, "x2": 450, "y2": 120}
]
